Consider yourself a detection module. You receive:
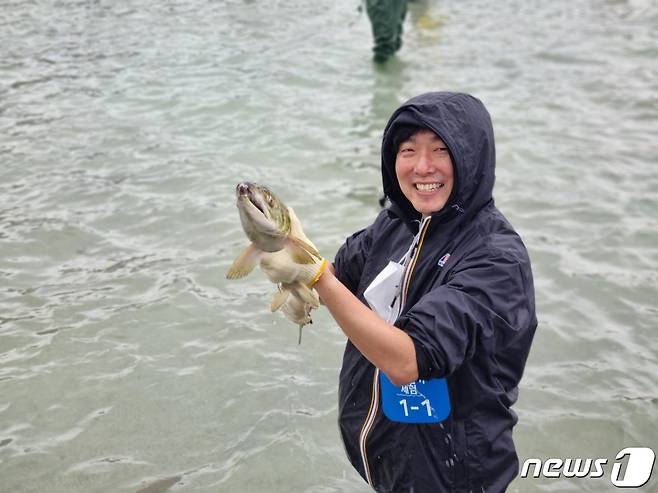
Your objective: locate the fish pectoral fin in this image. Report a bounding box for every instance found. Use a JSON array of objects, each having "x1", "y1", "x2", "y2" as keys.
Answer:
[
  {"x1": 291, "y1": 282, "x2": 320, "y2": 308},
  {"x1": 226, "y1": 243, "x2": 262, "y2": 279},
  {"x1": 285, "y1": 235, "x2": 321, "y2": 264},
  {"x1": 270, "y1": 287, "x2": 290, "y2": 312}
]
